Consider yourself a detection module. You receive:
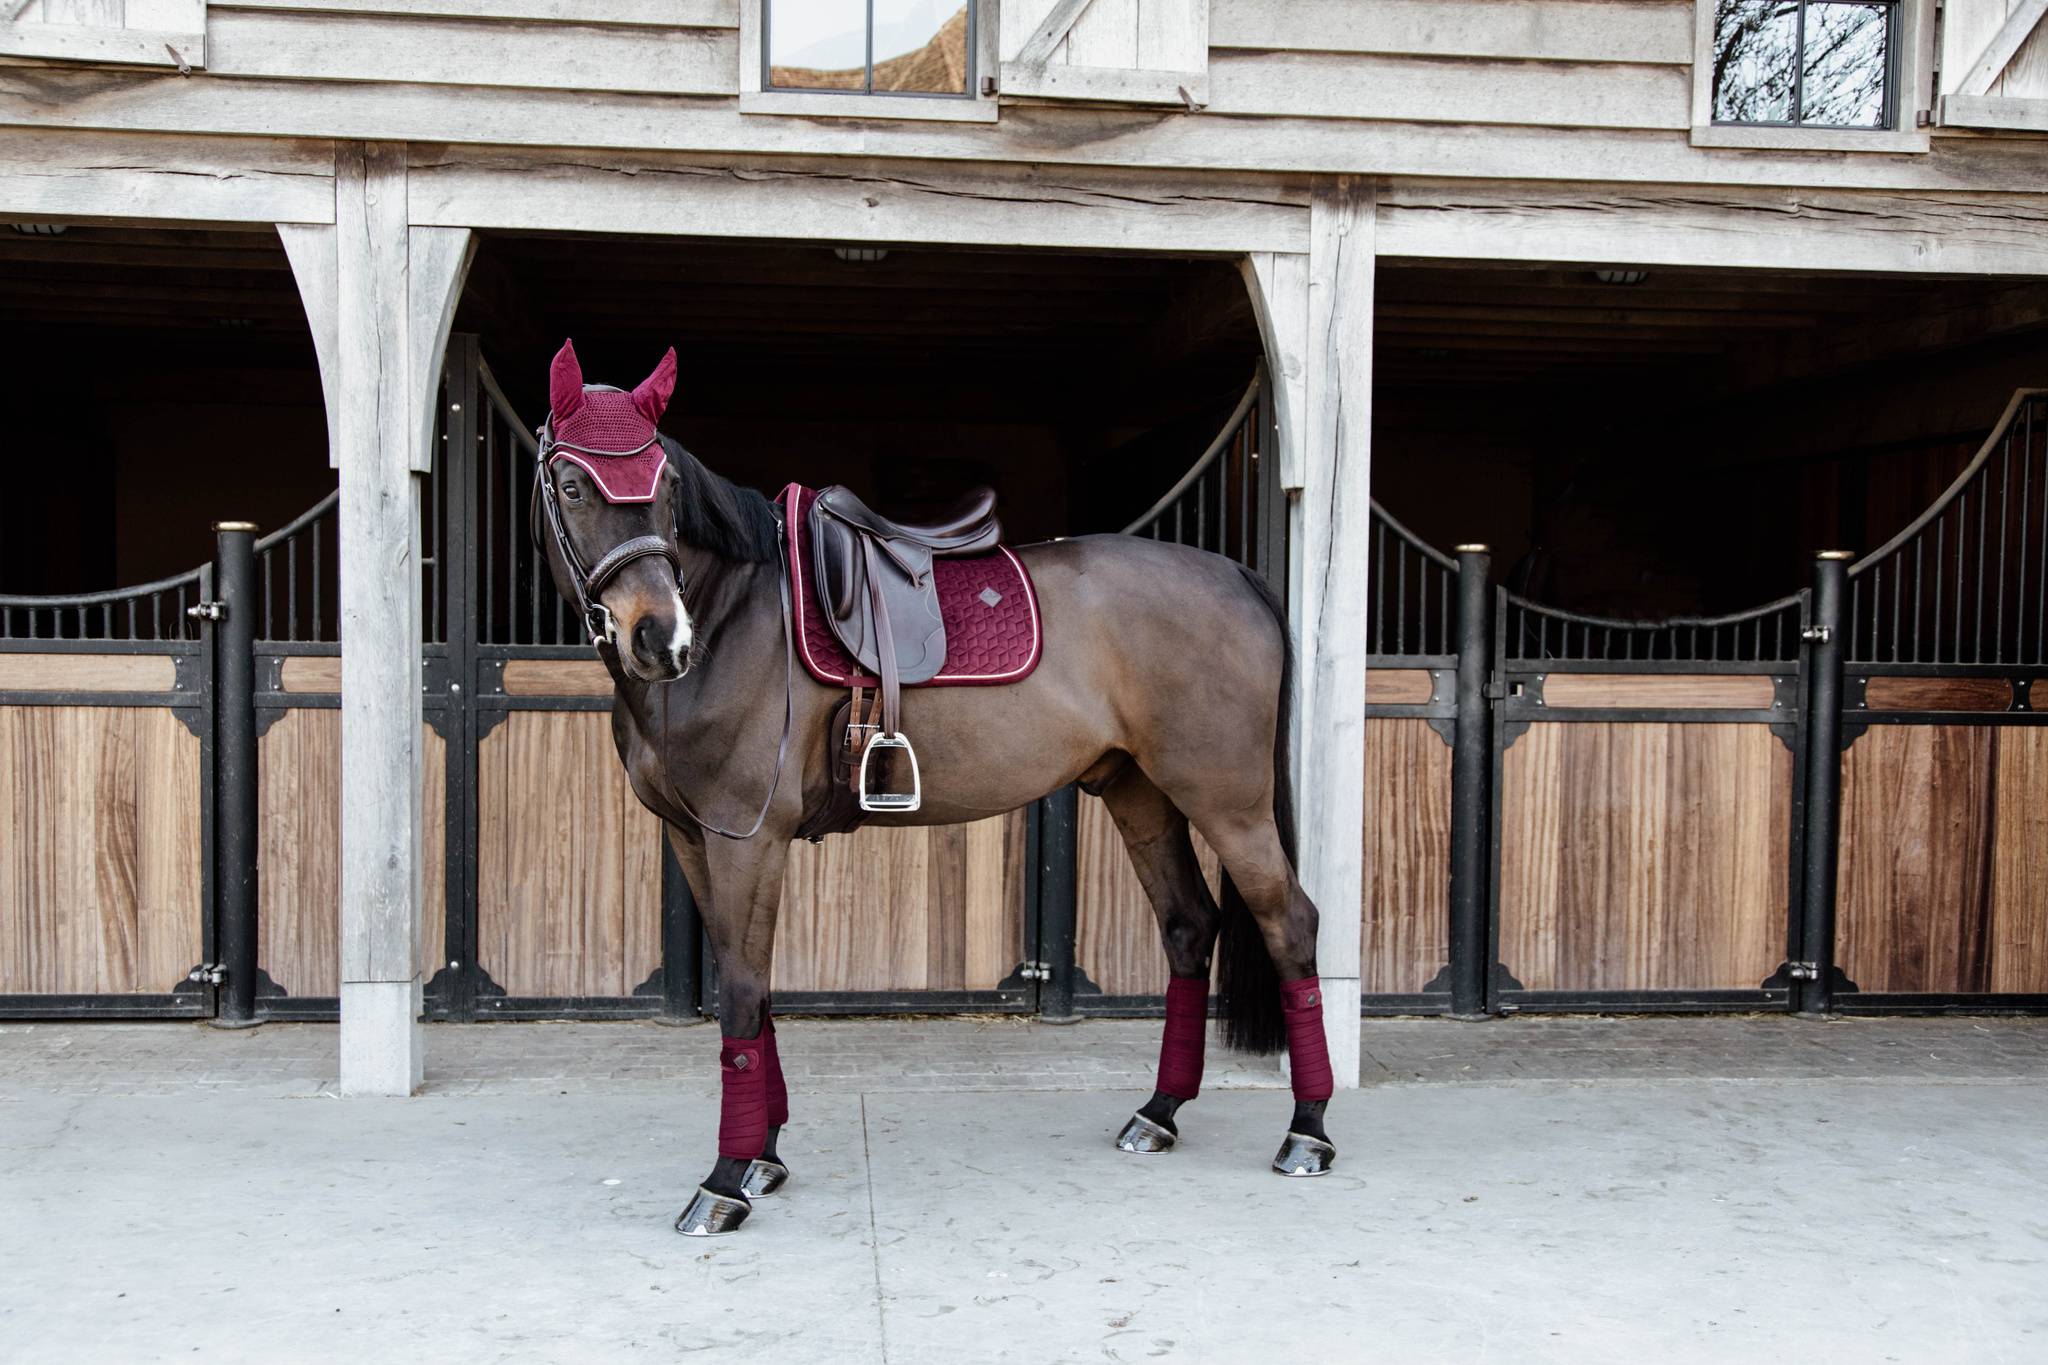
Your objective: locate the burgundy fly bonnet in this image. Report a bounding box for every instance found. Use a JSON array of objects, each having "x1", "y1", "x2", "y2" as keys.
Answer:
[{"x1": 545, "y1": 338, "x2": 677, "y2": 502}]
